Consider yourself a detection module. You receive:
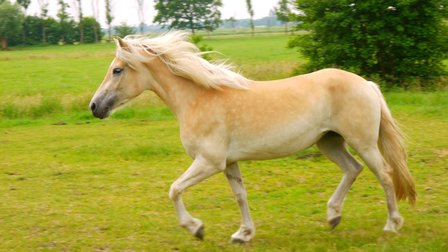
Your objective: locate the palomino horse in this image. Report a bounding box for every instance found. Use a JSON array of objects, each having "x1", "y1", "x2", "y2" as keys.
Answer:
[{"x1": 90, "y1": 31, "x2": 416, "y2": 243}]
